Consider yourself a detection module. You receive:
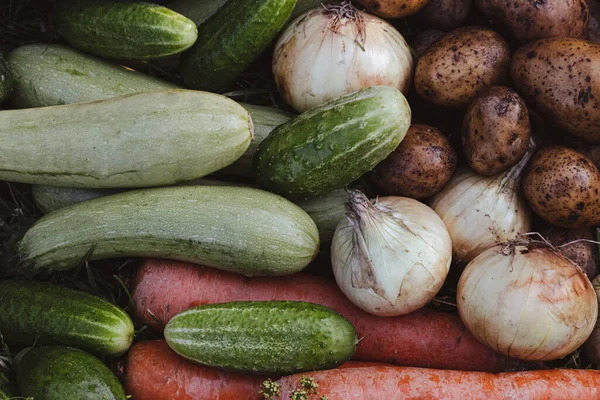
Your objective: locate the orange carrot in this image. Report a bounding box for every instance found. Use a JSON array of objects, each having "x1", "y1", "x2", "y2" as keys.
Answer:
[
  {"x1": 274, "y1": 366, "x2": 600, "y2": 400},
  {"x1": 124, "y1": 340, "x2": 266, "y2": 400},
  {"x1": 132, "y1": 258, "x2": 517, "y2": 372}
]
